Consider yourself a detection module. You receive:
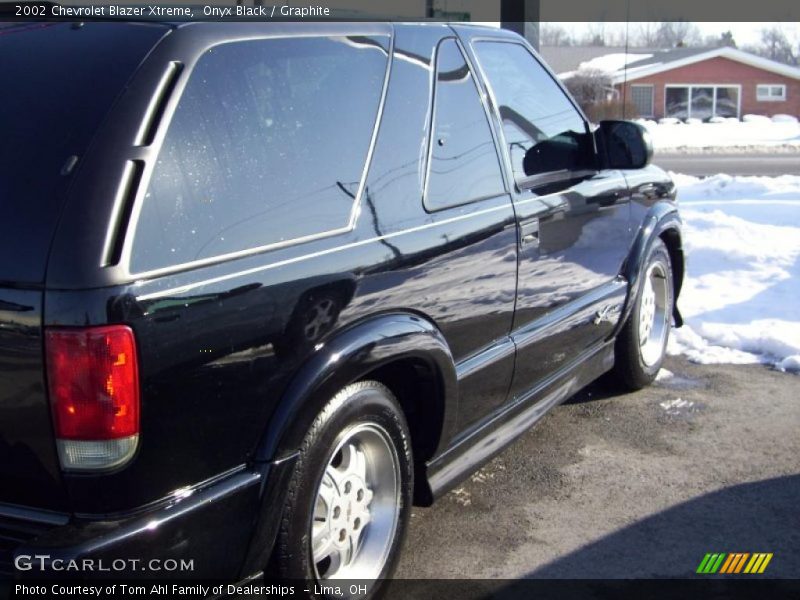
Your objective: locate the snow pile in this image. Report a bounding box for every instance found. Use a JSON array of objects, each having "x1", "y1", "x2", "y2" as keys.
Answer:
[
  {"x1": 772, "y1": 114, "x2": 799, "y2": 124},
  {"x1": 639, "y1": 119, "x2": 800, "y2": 153},
  {"x1": 741, "y1": 114, "x2": 772, "y2": 124},
  {"x1": 669, "y1": 174, "x2": 800, "y2": 372}
]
